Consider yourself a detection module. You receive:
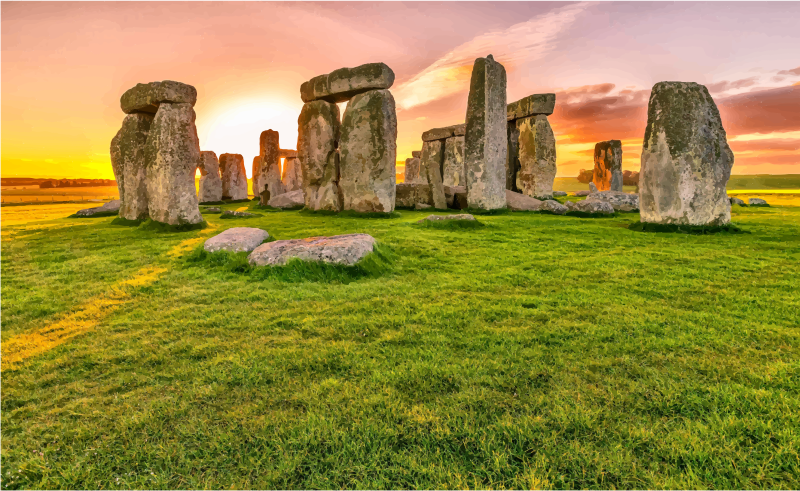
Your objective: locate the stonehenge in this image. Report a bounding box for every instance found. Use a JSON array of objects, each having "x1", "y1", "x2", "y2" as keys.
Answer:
[
  {"x1": 593, "y1": 140, "x2": 623, "y2": 191},
  {"x1": 403, "y1": 156, "x2": 423, "y2": 184},
  {"x1": 198, "y1": 151, "x2": 223, "y2": 203},
  {"x1": 639, "y1": 82, "x2": 734, "y2": 226},
  {"x1": 298, "y1": 63, "x2": 397, "y2": 213},
  {"x1": 421, "y1": 124, "x2": 466, "y2": 188},
  {"x1": 110, "y1": 80, "x2": 203, "y2": 225},
  {"x1": 219, "y1": 153, "x2": 248, "y2": 200},
  {"x1": 282, "y1": 151, "x2": 303, "y2": 192},
  {"x1": 464, "y1": 55, "x2": 508, "y2": 210},
  {"x1": 258, "y1": 130, "x2": 284, "y2": 204},
  {"x1": 507, "y1": 93, "x2": 557, "y2": 199}
]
